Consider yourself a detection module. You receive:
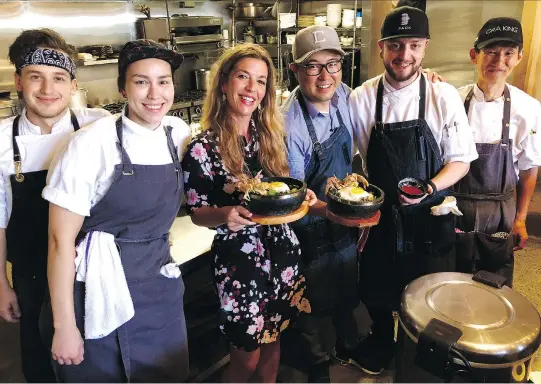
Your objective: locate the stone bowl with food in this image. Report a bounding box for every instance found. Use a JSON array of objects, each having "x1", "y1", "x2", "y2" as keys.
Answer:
[
  {"x1": 325, "y1": 173, "x2": 384, "y2": 219},
  {"x1": 236, "y1": 174, "x2": 307, "y2": 216}
]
